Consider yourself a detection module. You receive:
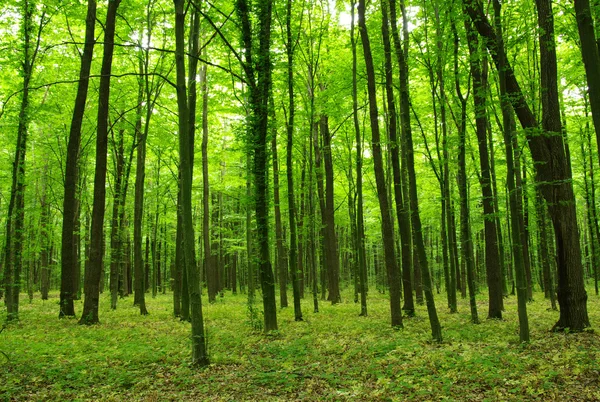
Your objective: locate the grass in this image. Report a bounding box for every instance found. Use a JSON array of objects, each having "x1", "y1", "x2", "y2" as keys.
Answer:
[{"x1": 1, "y1": 288, "x2": 599, "y2": 401}]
